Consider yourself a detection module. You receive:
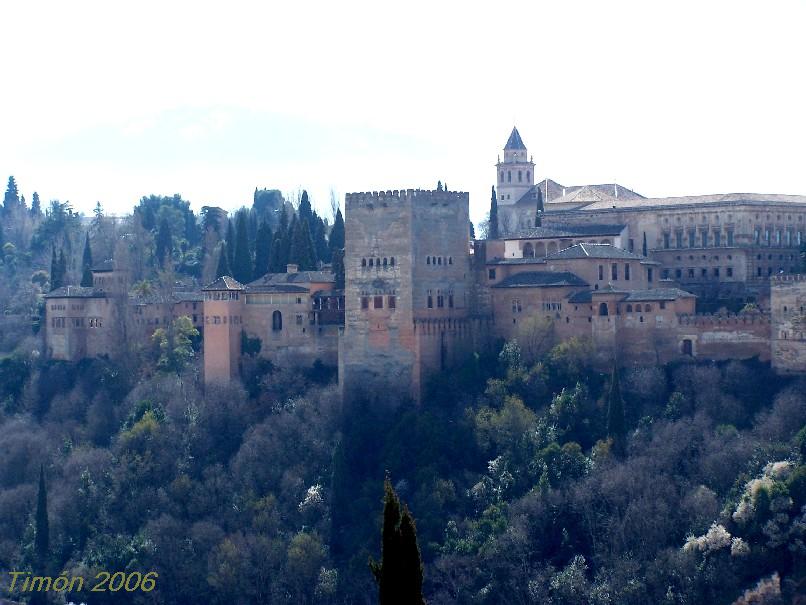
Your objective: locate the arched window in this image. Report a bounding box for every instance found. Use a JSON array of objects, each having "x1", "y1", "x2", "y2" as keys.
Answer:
[
  {"x1": 599, "y1": 303, "x2": 609, "y2": 316},
  {"x1": 507, "y1": 171, "x2": 512, "y2": 182},
  {"x1": 644, "y1": 304, "x2": 652, "y2": 312},
  {"x1": 390, "y1": 257, "x2": 395, "y2": 266},
  {"x1": 369, "y1": 258, "x2": 374, "y2": 267},
  {"x1": 272, "y1": 310, "x2": 282, "y2": 331},
  {"x1": 523, "y1": 242, "x2": 535, "y2": 258},
  {"x1": 626, "y1": 304, "x2": 632, "y2": 312},
  {"x1": 383, "y1": 257, "x2": 388, "y2": 267},
  {"x1": 438, "y1": 257, "x2": 442, "y2": 265},
  {"x1": 448, "y1": 257, "x2": 452, "y2": 265},
  {"x1": 518, "y1": 170, "x2": 523, "y2": 182},
  {"x1": 361, "y1": 258, "x2": 366, "y2": 267},
  {"x1": 427, "y1": 256, "x2": 431, "y2": 265}
]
